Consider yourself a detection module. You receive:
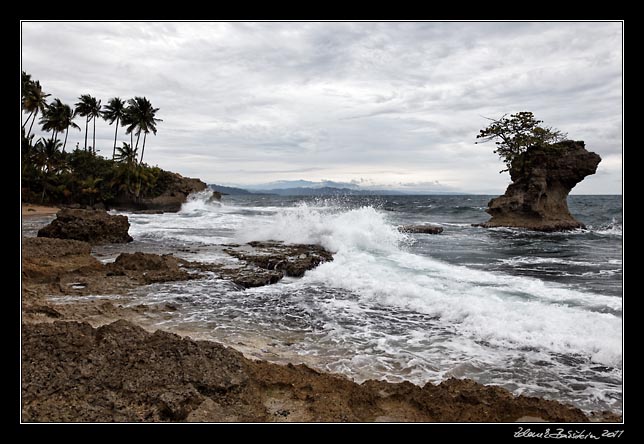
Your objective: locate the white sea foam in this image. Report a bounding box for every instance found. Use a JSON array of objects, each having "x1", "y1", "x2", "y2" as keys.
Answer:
[
  {"x1": 307, "y1": 253, "x2": 621, "y2": 366},
  {"x1": 120, "y1": 194, "x2": 622, "y2": 412},
  {"x1": 593, "y1": 224, "x2": 623, "y2": 236},
  {"x1": 235, "y1": 202, "x2": 410, "y2": 253},
  {"x1": 238, "y1": 202, "x2": 622, "y2": 368},
  {"x1": 497, "y1": 257, "x2": 608, "y2": 268}
]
